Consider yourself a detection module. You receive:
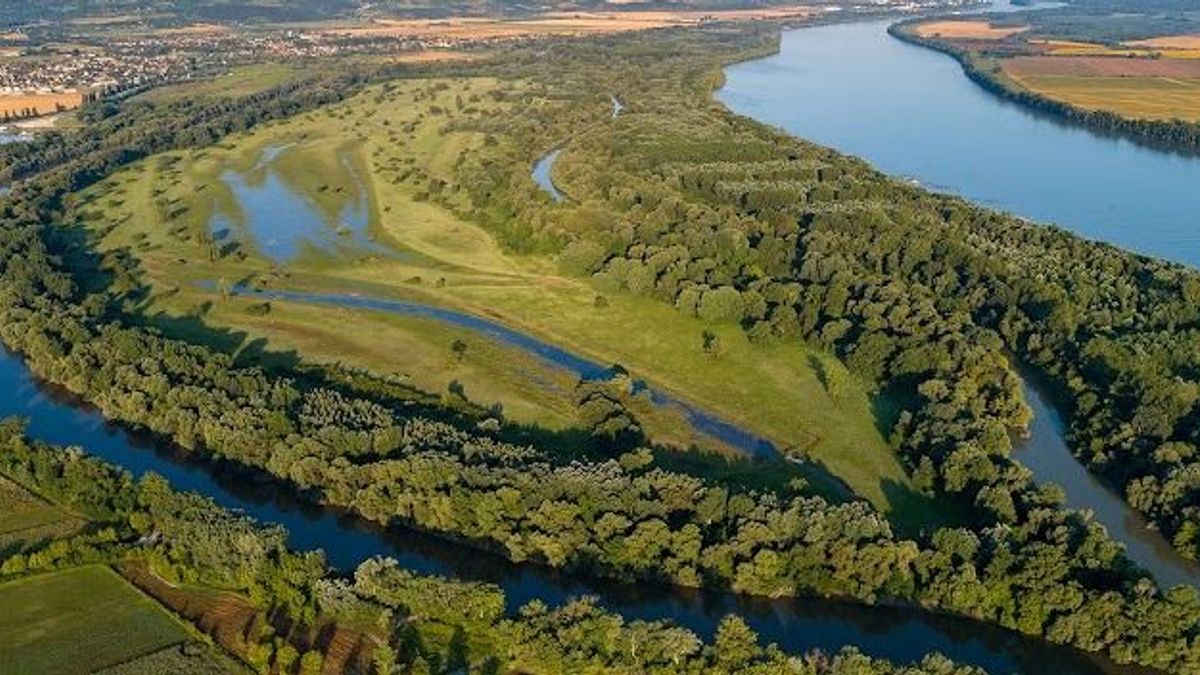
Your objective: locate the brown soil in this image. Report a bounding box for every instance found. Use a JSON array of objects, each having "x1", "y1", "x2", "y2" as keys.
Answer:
[
  {"x1": 1003, "y1": 55, "x2": 1200, "y2": 78},
  {"x1": 914, "y1": 20, "x2": 1028, "y2": 40}
]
